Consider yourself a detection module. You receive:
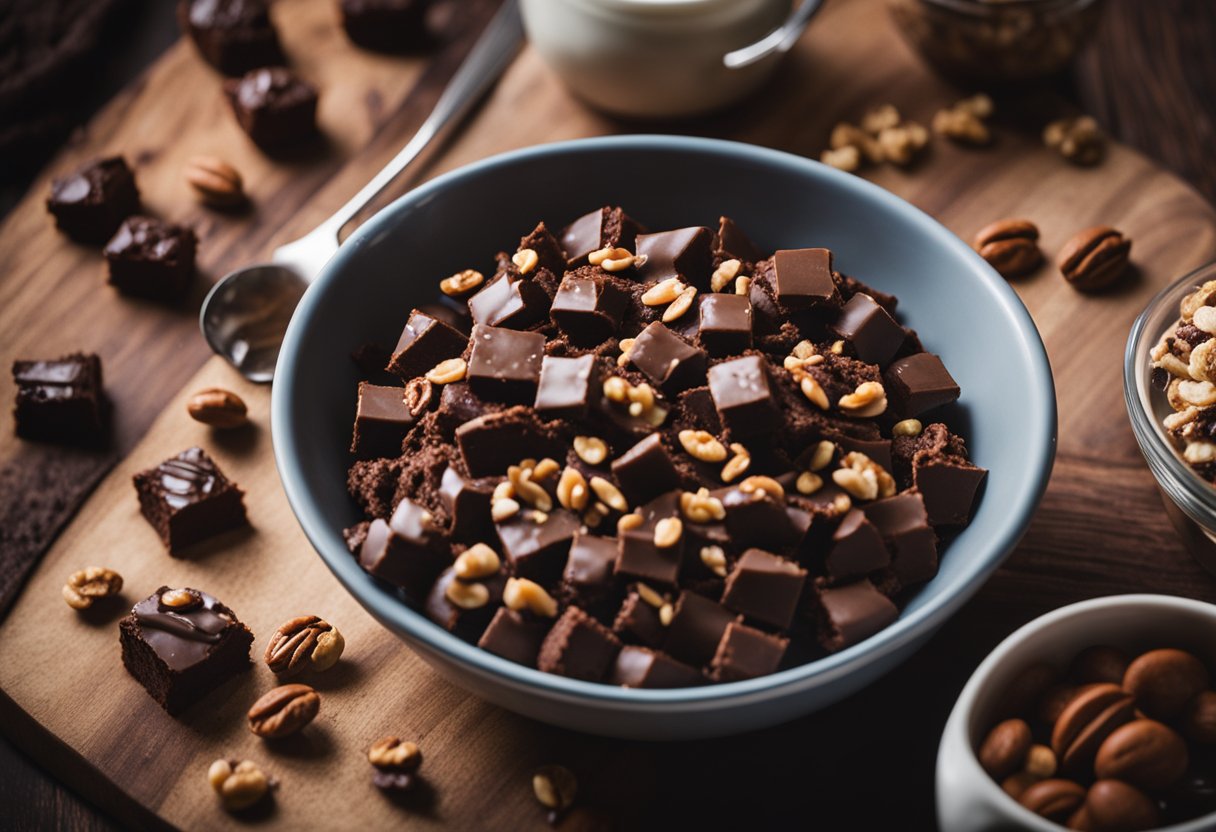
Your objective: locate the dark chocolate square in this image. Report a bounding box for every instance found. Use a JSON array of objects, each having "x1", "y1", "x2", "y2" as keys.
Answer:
[
  {"x1": 495, "y1": 508, "x2": 580, "y2": 583},
  {"x1": 223, "y1": 67, "x2": 318, "y2": 149},
  {"x1": 771, "y1": 248, "x2": 838, "y2": 309},
  {"x1": 467, "y1": 324, "x2": 545, "y2": 405},
  {"x1": 537, "y1": 606, "x2": 621, "y2": 682},
  {"x1": 721, "y1": 485, "x2": 800, "y2": 551},
  {"x1": 424, "y1": 565, "x2": 505, "y2": 641},
  {"x1": 454, "y1": 409, "x2": 563, "y2": 478},
  {"x1": 914, "y1": 457, "x2": 987, "y2": 526},
  {"x1": 438, "y1": 464, "x2": 494, "y2": 541},
  {"x1": 478, "y1": 608, "x2": 550, "y2": 667},
  {"x1": 535, "y1": 354, "x2": 598, "y2": 420},
  {"x1": 825, "y1": 508, "x2": 890, "y2": 584},
  {"x1": 863, "y1": 492, "x2": 938, "y2": 586},
  {"x1": 12, "y1": 353, "x2": 109, "y2": 444},
  {"x1": 104, "y1": 216, "x2": 197, "y2": 301},
  {"x1": 664, "y1": 591, "x2": 739, "y2": 668},
  {"x1": 830, "y1": 293, "x2": 906, "y2": 367},
  {"x1": 133, "y1": 447, "x2": 247, "y2": 554},
  {"x1": 707, "y1": 354, "x2": 779, "y2": 435},
  {"x1": 386, "y1": 308, "x2": 468, "y2": 380},
  {"x1": 697, "y1": 294, "x2": 753, "y2": 356},
  {"x1": 710, "y1": 621, "x2": 789, "y2": 682},
  {"x1": 468, "y1": 272, "x2": 550, "y2": 329},
  {"x1": 119, "y1": 586, "x2": 253, "y2": 714},
  {"x1": 340, "y1": 0, "x2": 430, "y2": 52},
  {"x1": 550, "y1": 275, "x2": 627, "y2": 345},
  {"x1": 714, "y1": 216, "x2": 763, "y2": 264},
  {"x1": 610, "y1": 434, "x2": 680, "y2": 505},
  {"x1": 350, "y1": 382, "x2": 415, "y2": 459},
  {"x1": 609, "y1": 646, "x2": 704, "y2": 688},
  {"x1": 612, "y1": 588, "x2": 666, "y2": 647},
  {"x1": 636, "y1": 227, "x2": 713, "y2": 286},
  {"x1": 628, "y1": 321, "x2": 708, "y2": 394},
  {"x1": 358, "y1": 498, "x2": 448, "y2": 598},
  {"x1": 560, "y1": 206, "x2": 642, "y2": 266},
  {"x1": 721, "y1": 549, "x2": 807, "y2": 630},
  {"x1": 46, "y1": 157, "x2": 140, "y2": 244},
  {"x1": 564, "y1": 533, "x2": 619, "y2": 594},
  {"x1": 813, "y1": 579, "x2": 899, "y2": 652},
  {"x1": 178, "y1": 0, "x2": 284, "y2": 75},
  {"x1": 884, "y1": 353, "x2": 960, "y2": 418},
  {"x1": 615, "y1": 529, "x2": 683, "y2": 586}
]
